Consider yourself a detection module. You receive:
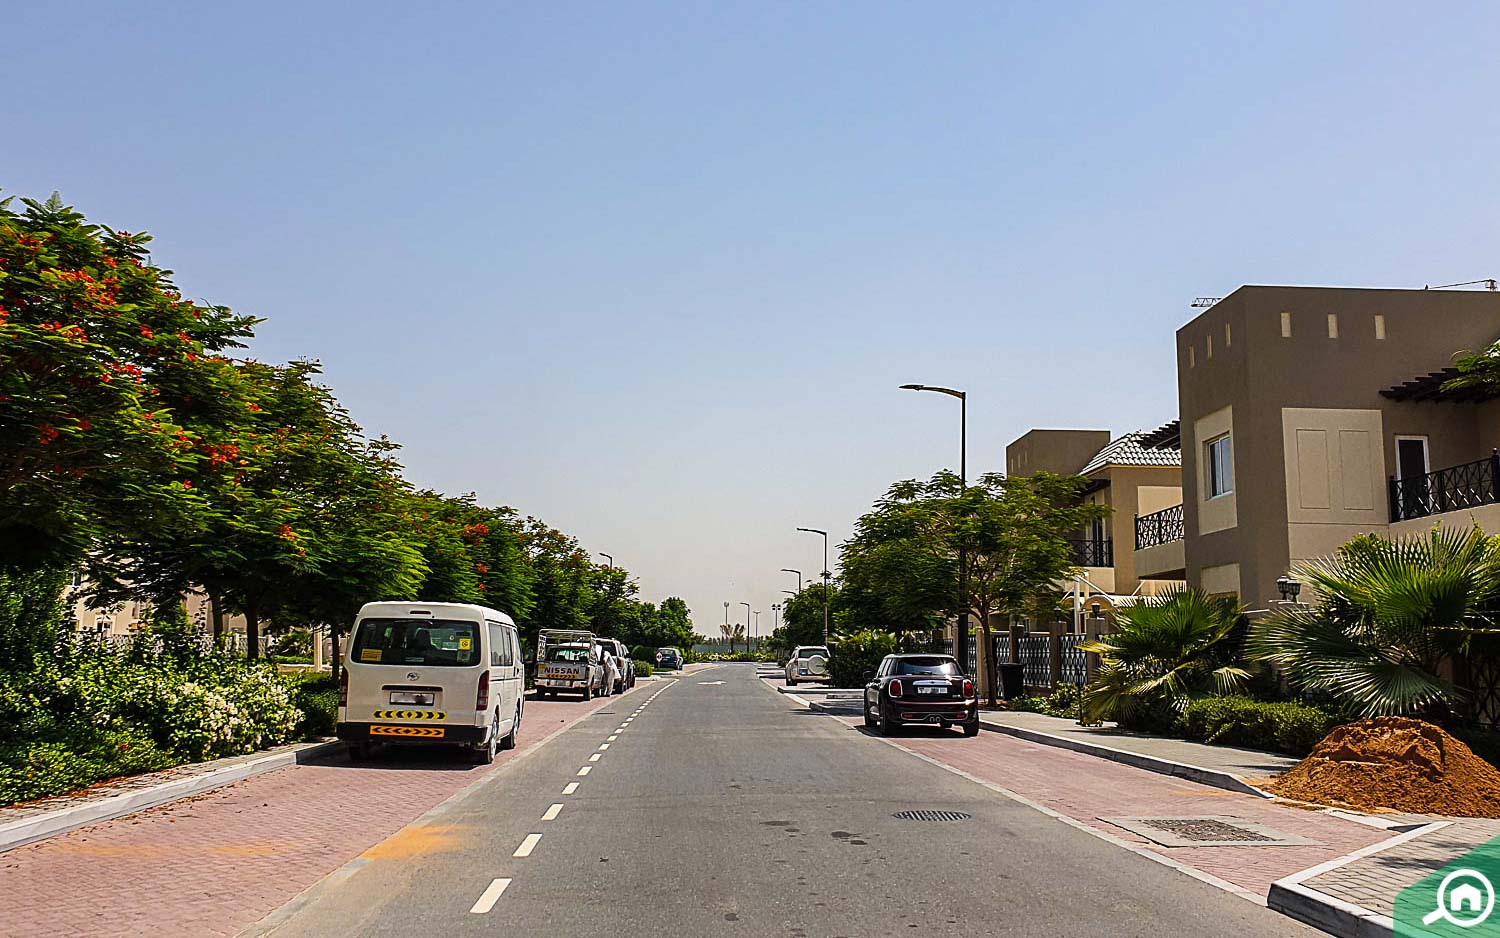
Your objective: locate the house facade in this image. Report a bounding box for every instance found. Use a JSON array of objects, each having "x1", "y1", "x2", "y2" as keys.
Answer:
[{"x1": 1155, "y1": 284, "x2": 1500, "y2": 606}]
